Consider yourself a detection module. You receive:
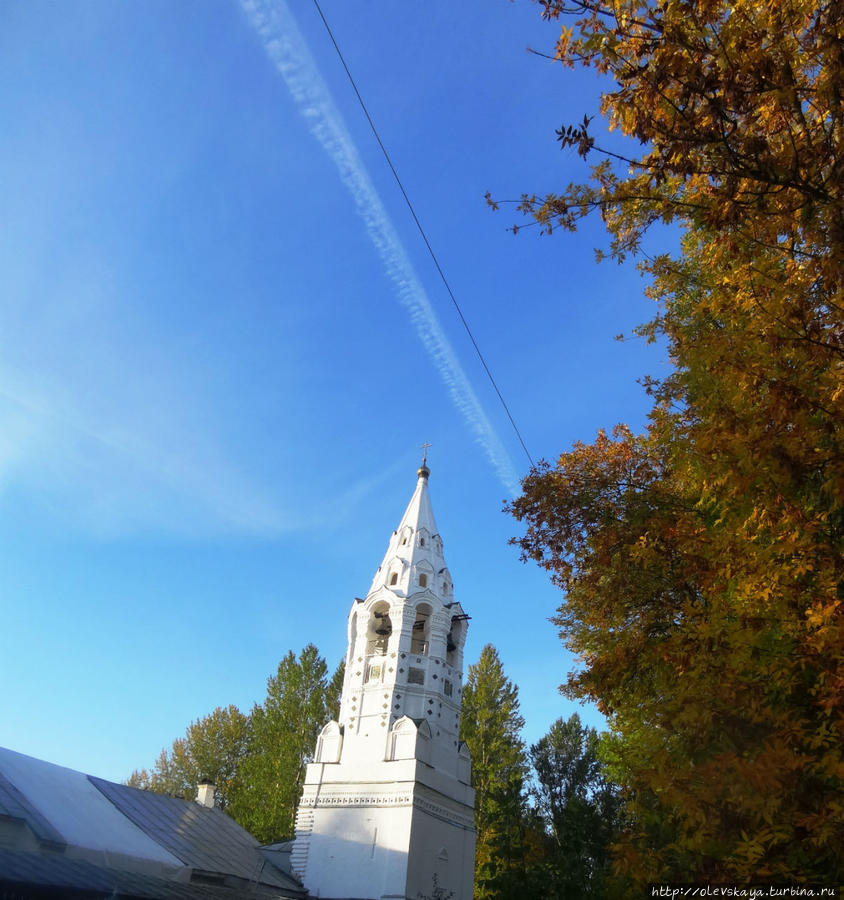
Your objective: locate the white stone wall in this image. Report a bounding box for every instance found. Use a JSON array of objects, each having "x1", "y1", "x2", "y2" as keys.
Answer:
[{"x1": 294, "y1": 755, "x2": 474, "y2": 900}]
